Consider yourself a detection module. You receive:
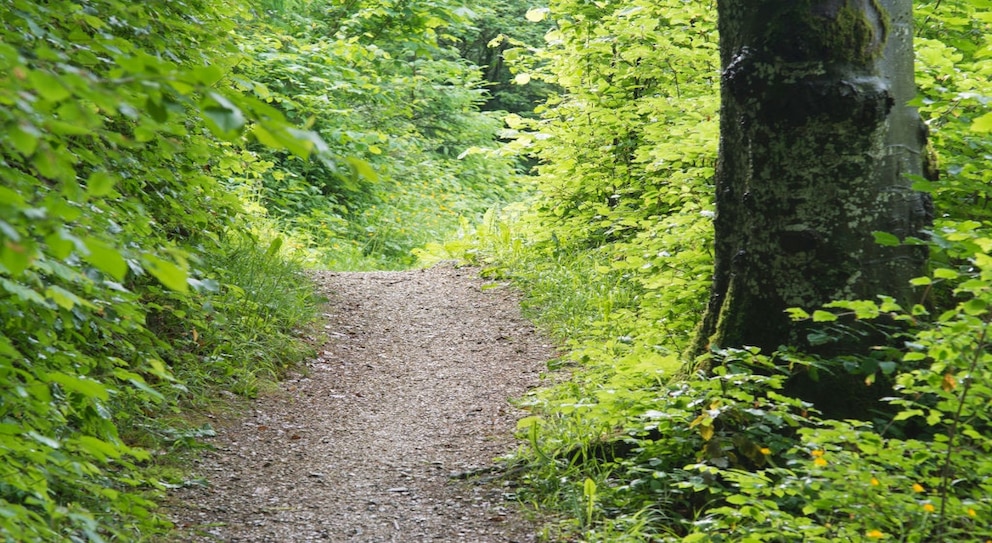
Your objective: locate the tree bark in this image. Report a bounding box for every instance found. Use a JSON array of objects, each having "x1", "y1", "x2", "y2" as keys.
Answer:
[{"x1": 694, "y1": 1, "x2": 931, "y2": 383}]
